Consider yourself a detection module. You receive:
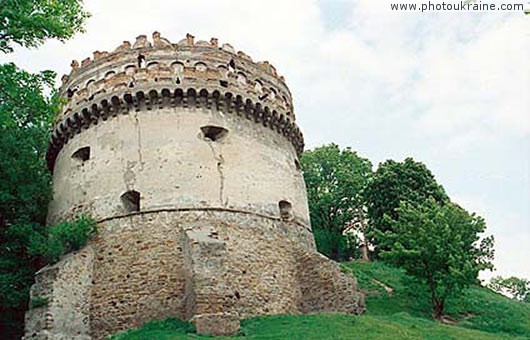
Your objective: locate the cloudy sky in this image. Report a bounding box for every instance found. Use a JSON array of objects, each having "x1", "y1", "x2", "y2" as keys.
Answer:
[{"x1": 2, "y1": 0, "x2": 528, "y2": 281}]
